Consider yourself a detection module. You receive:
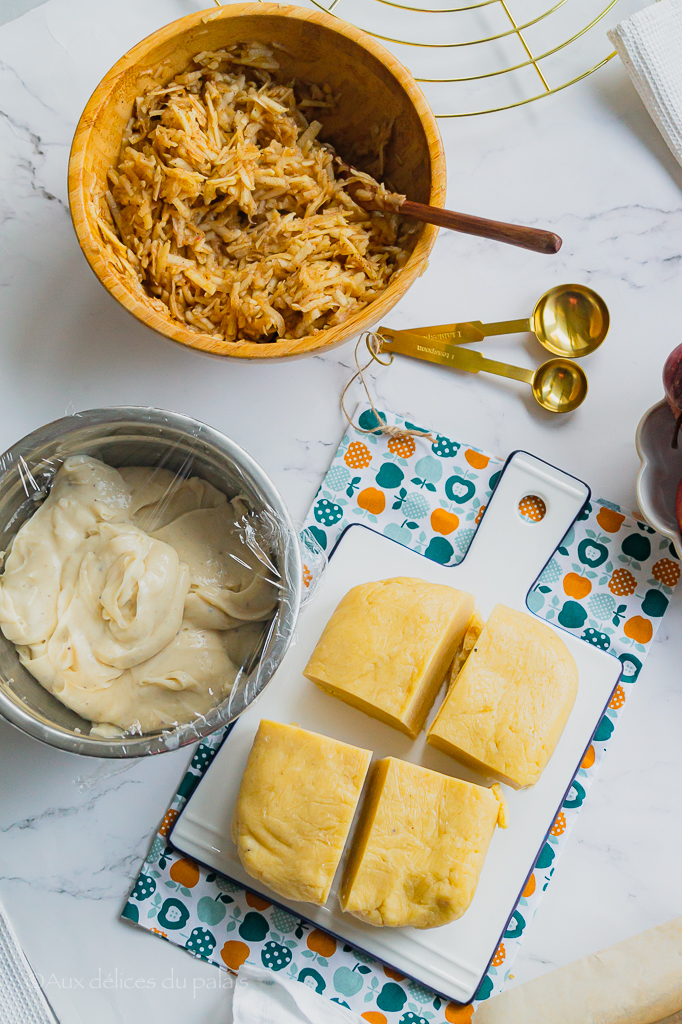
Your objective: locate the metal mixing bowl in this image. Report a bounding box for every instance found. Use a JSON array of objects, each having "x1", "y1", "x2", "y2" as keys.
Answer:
[{"x1": 0, "y1": 408, "x2": 301, "y2": 757}]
